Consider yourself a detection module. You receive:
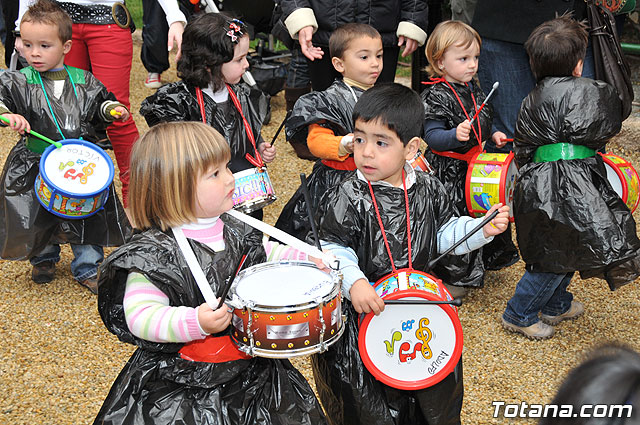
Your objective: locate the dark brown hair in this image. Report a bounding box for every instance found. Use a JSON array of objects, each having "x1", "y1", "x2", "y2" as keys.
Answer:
[
  {"x1": 21, "y1": 0, "x2": 72, "y2": 43},
  {"x1": 329, "y1": 23, "x2": 381, "y2": 60},
  {"x1": 525, "y1": 15, "x2": 588, "y2": 81}
]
